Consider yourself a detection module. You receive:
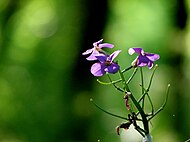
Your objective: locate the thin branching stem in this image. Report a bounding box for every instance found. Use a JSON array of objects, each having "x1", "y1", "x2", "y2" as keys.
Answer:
[
  {"x1": 148, "y1": 84, "x2": 170, "y2": 121},
  {"x1": 126, "y1": 68, "x2": 138, "y2": 84},
  {"x1": 122, "y1": 66, "x2": 133, "y2": 73},
  {"x1": 107, "y1": 74, "x2": 124, "y2": 93},
  {"x1": 138, "y1": 65, "x2": 158, "y2": 115},
  {"x1": 90, "y1": 98, "x2": 129, "y2": 120},
  {"x1": 97, "y1": 78, "x2": 122, "y2": 85},
  {"x1": 140, "y1": 67, "x2": 145, "y2": 109},
  {"x1": 147, "y1": 64, "x2": 158, "y2": 91},
  {"x1": 135, "y1": 127, "x2": 145, "y2": 137},
  {"x1": 118, "y1": 69, "x2": 149, "y2": 135}
]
